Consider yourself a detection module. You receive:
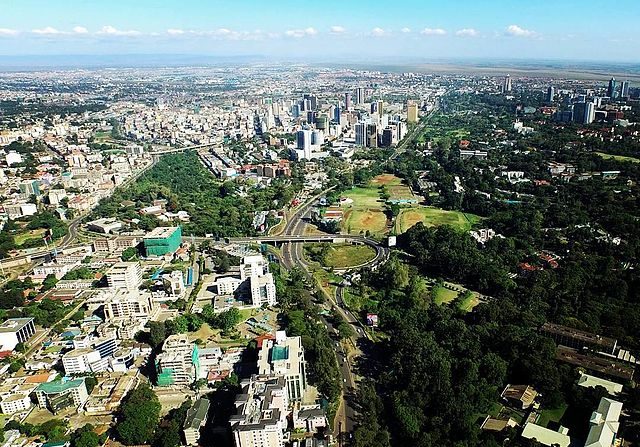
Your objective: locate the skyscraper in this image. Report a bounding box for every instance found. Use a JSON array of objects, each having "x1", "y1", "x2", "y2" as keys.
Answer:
[
  {"x1": 407, "y1": 102, "x2": 418, "y2": 123},
  {"x1": 355, "y1": 122, "x2": 366, "y2": 146},
  {"x1": 546, "y1": 86, "x2": 555, "y2": 103},
  {"x1": 356, "y1": 87, "x2": 365, "y2": 105},
  {"x1": 503, "y1": 75, "x2": 512, "y2": 93},
  {"x1": 608, "y1": 77, "x2": 618, "y2": 99},
  {"x1": 620, "y1": 80, "x2": 630, "y2": 98},
  {"x1": 333, "y1": 104, "x2": 341, "y2": 122},
  {"x1": 344, "y1": 92, "x2": 352, "y2": 111},
  {"x1": 296, "y1": 129, "x2": 312, "y2": 159},
  {"x1": 377, "y1": 100, "x2": 384, "y2": 115}
]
